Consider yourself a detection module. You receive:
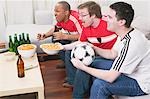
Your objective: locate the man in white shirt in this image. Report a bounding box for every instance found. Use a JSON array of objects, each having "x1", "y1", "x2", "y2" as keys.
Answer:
[{"x1": 71, "y1": 2, "x2": 150, "y2": 99}]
